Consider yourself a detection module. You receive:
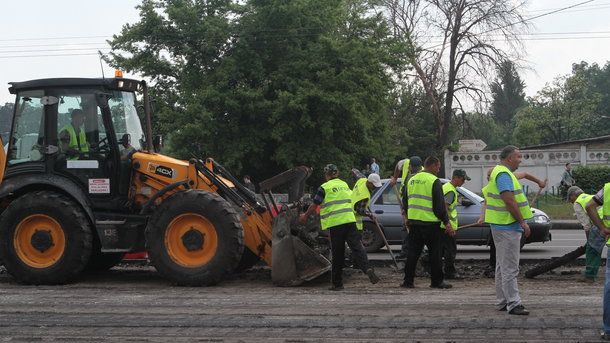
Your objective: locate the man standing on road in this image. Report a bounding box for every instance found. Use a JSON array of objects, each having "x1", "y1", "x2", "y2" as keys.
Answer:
[
  {"x1": 441, "y1": 169, "x2": 471, "y2": 279},
  {"x1": 299, "y1": 164, "x2": 380, "y2": 291},
  {"x1": 568, "y1": 186, "x2": 605, "y2": 282},
  {"x1": 389, "y1": 156, "x2": 423, "y2": 259},
  {"x1": 584, "y1": 182, "x2": 610, "y2": 340},
  {"x1": 485, "y1": 145, "x2": 532, "y2": 315},
  {"x1": 402, "y1": 156, "x2": 453, "y2": 289}
]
